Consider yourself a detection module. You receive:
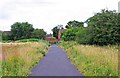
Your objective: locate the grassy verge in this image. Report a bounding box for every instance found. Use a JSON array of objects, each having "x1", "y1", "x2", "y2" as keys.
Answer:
[
  {"x1": 1, "y1": 41, "x2": 49, "y2": 76},
  {"x1": 59, "y1": 41, "x2": 118, "y2": 76},
  {"x1": 15, "y1": 38, "x2": 41, "y2": 42}
]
